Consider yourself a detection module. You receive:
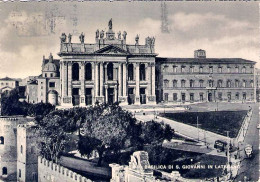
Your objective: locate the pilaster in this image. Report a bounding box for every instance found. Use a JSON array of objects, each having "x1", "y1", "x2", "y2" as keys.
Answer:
[
  {"x1": 135, "y1": 63, "x2": 140, "y2": 105},
  {"x1": 119, "y1": 63, "x2": 128, "y2": 105},
  {"x1": 80, "y1": 62, "x2": 86, "y2": 106},
  {"x1": 148, "y1": 62, "x2": 156, "y2": 105}
]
